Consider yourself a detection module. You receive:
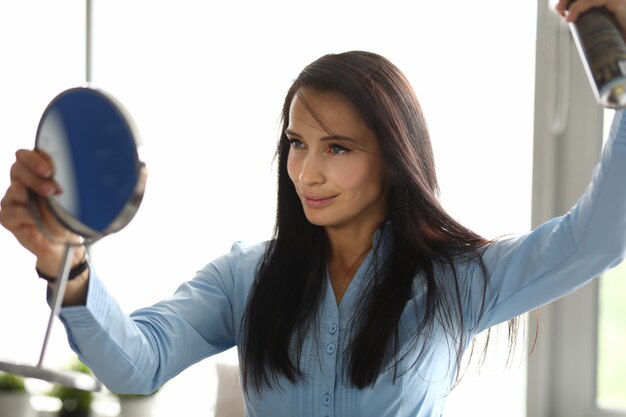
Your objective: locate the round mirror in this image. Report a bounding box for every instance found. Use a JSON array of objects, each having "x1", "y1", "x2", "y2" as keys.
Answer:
[
  {"x1": 0, "y1": 86, "x2": 147, "y2": 392},
  {"x1": 34, "y1": 86, "x2": 147, "y2": 243}
]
